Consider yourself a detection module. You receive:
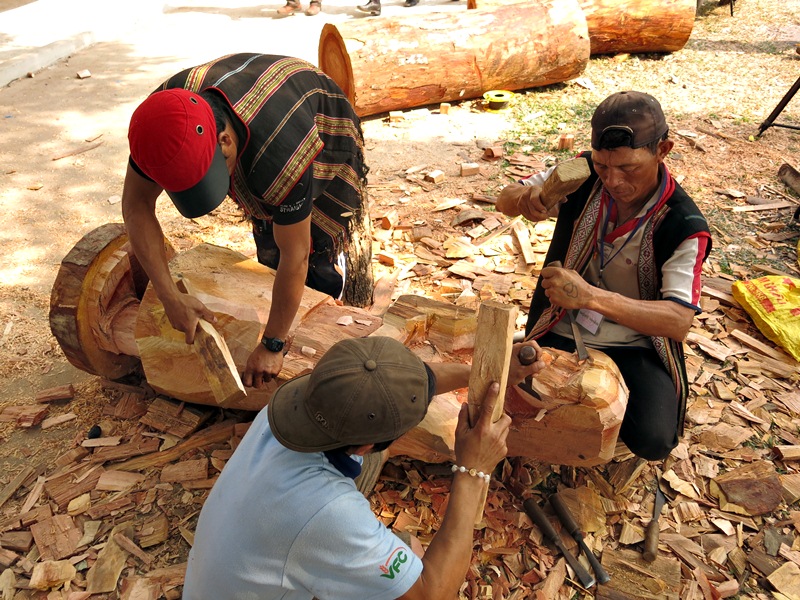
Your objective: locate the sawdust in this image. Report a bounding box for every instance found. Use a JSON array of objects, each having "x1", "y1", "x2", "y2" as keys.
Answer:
[{"x1": 0, "y1": 0, "x2": 798, "y2": 597}]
